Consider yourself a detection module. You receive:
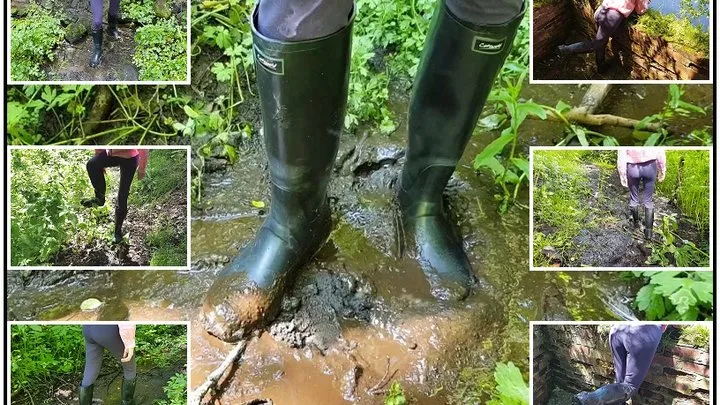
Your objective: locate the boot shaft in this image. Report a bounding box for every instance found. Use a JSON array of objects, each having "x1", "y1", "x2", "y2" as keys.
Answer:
[
  {"x1": 250, "y1": 5, "x2": 355, "y2": 221},
  {"x1": 78, "y1": 384, "x2": 94, "y2": 405},
  {"x1": 401, "y1": 0, "x2": 525, "y2": 212},
  {"x1": 121, "y1": 377, "x2": 136, "y2": 405}
]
